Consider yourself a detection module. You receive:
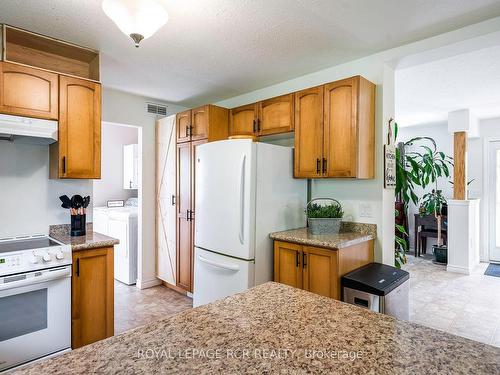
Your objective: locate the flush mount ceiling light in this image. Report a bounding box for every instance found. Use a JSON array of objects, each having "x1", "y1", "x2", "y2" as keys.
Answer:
[{"x1": 102, "y1": 0, "x2": 168, "y2": 47}]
